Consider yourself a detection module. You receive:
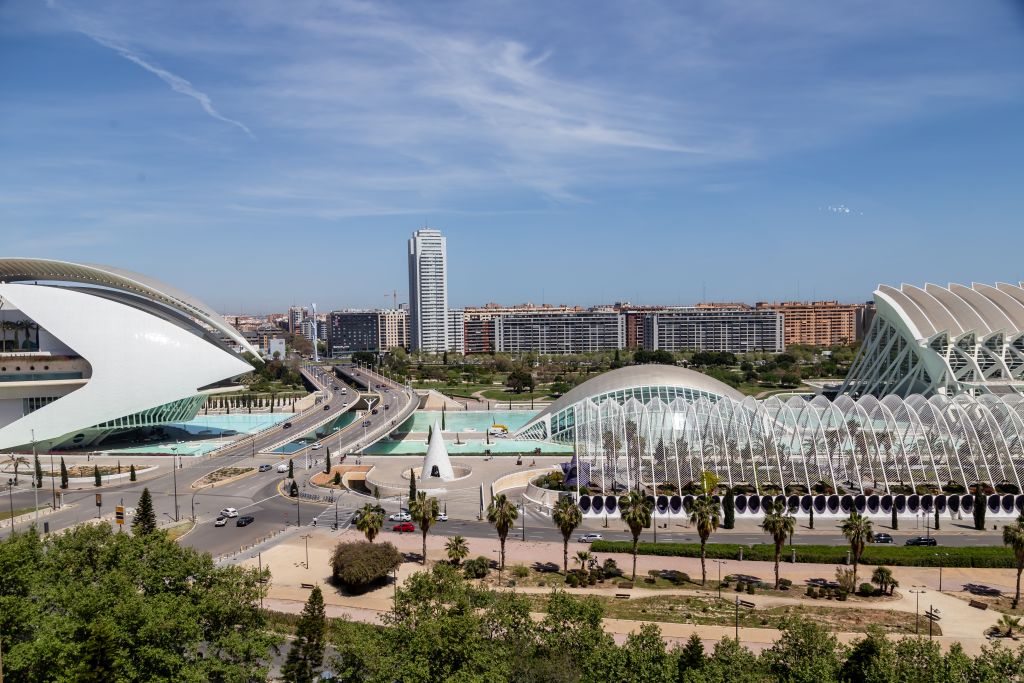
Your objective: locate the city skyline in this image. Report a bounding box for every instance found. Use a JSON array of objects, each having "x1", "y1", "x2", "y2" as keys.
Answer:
[{"x1": 3, "y1": 2, "x2": 1024, "y2": 311}]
